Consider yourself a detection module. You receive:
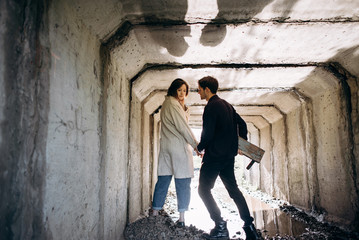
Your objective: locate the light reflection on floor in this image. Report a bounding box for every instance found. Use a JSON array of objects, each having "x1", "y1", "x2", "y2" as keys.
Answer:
[{"x1": 165, "y1": 158, "x2": 307, "y2": 239}]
